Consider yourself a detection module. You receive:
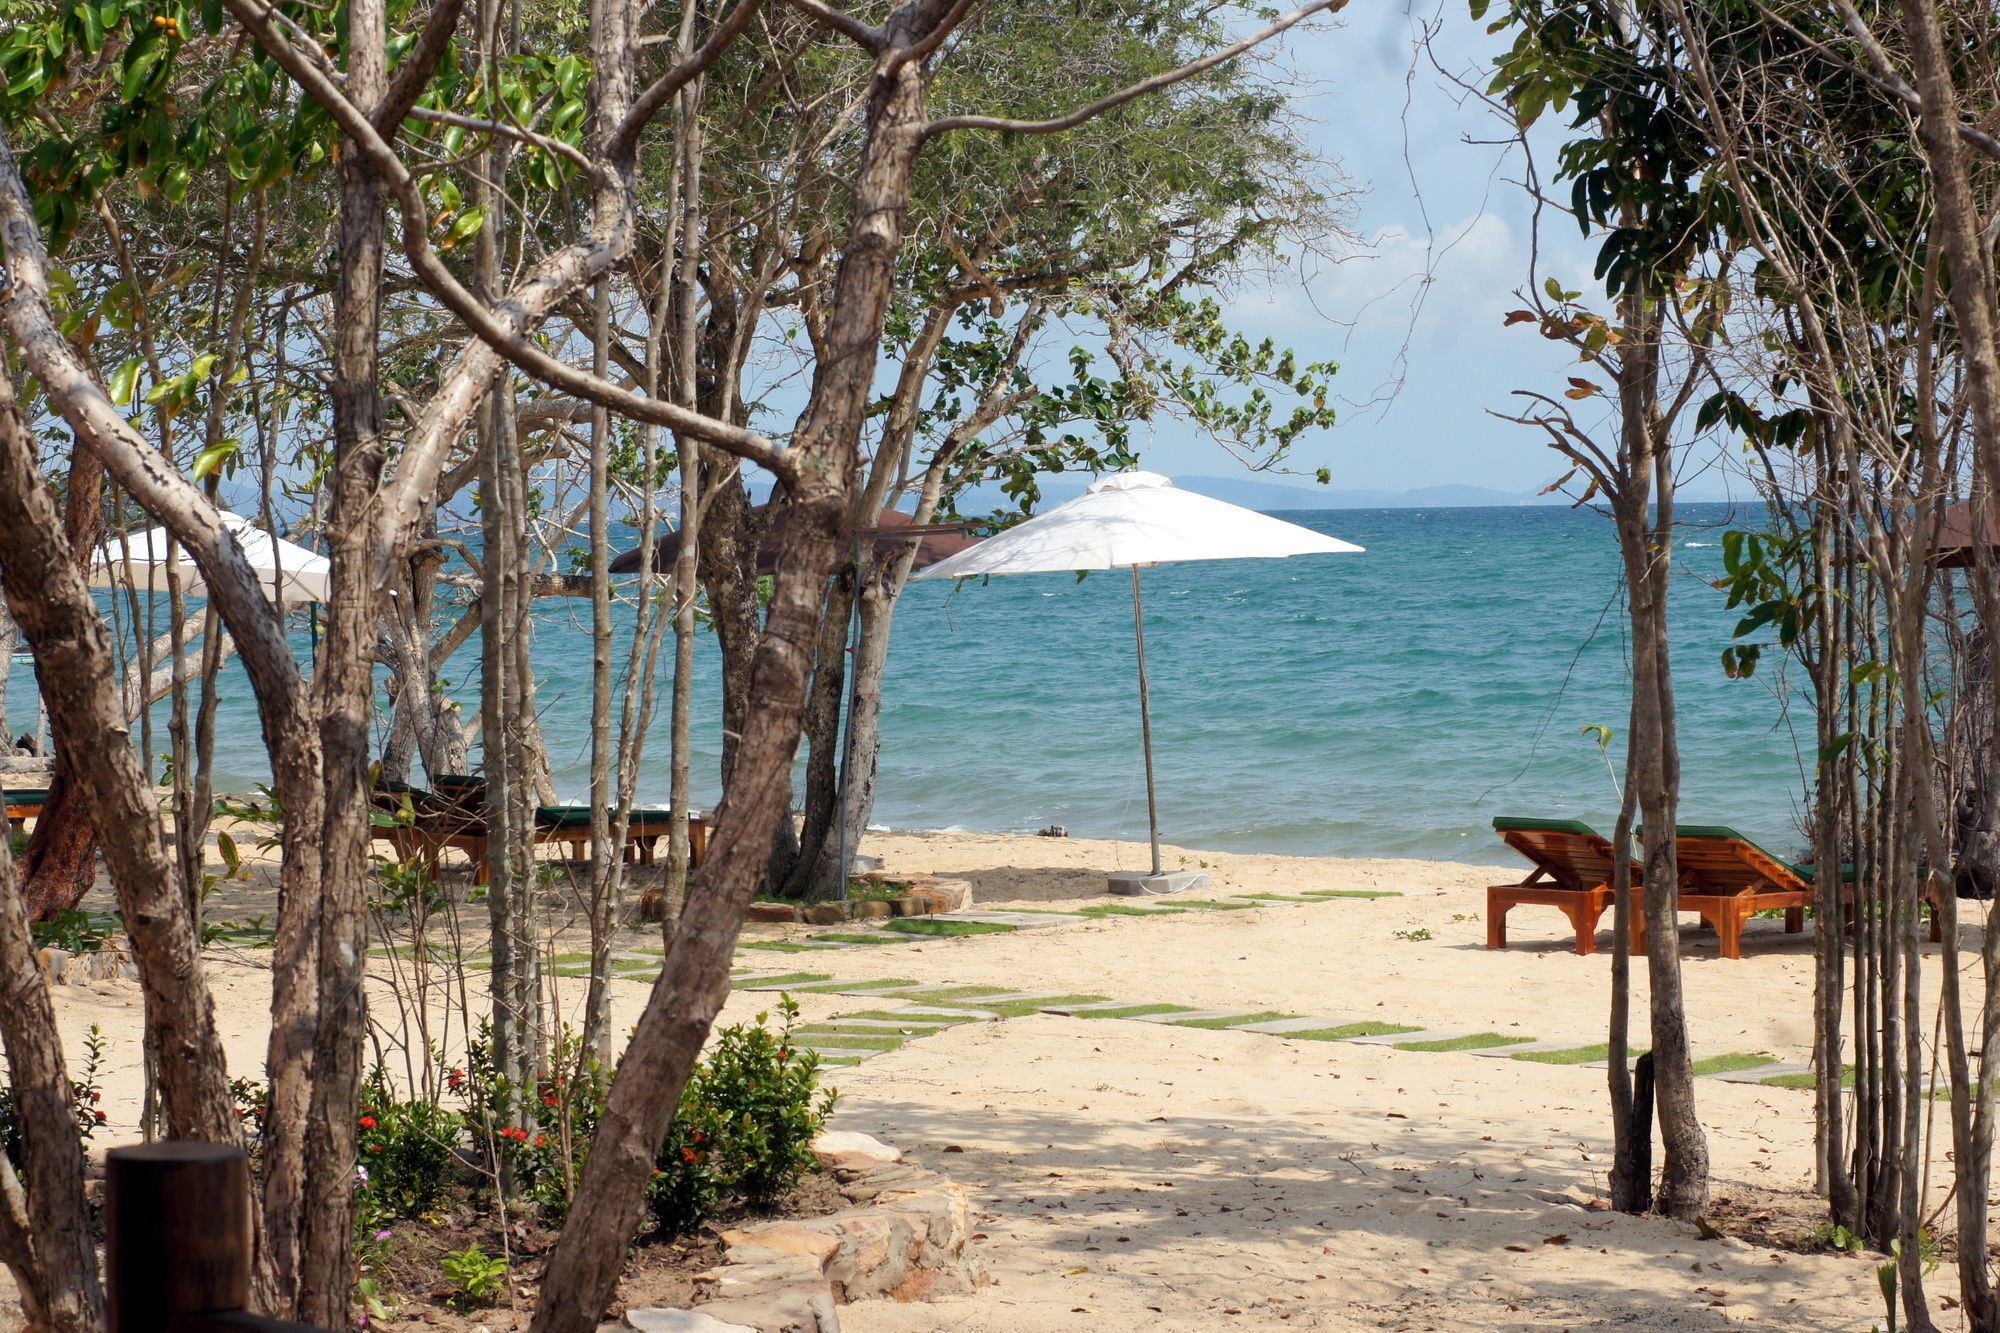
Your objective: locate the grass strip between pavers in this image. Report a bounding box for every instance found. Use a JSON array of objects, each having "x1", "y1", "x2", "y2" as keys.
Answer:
[
  {"x1": 976, "y1": 994, "x2": 1110, "y2": 1018},
  {"x1": 1162, "y1": 900, "x2": 1259, "y2": 911},
  {"x1": 1228, "y1": 893, "x2": 1320, "y2": 903},
  {"x1": 782, "y1": 977, "x2": 924, "y2": 993},
  {"x1": 833, "y1": 1009, "x2": 977, "y2": 1025},
  {"x1": 1284, "y1": 1021, "x2": 1423, "y2": 1041},
  {"x1": 879, "y1": 918, "x2": 1018, "y2": 937},
  {"x1": 1079, "y1": 1003, "x2": 1199, "y2": 1019},
  {"x1": 887, "y1": 984, "x2": 1012, "y2": 1001},
  {"x1": 1763, "y1": 1066, "x2": 1856, "y2": 1089},
  {"x1": 1691, "y1": 1052, "x2": 1780, "y2": 1076},
  {"x1": 1395, "y1": 1033, "x2": 1534, "y2": 1053},
  {"x1": 1511, "y1": 1043, "x2": 1644, "y2": 1065},
  {"x1": 1300, "y1": 890, "x2": 1403, "y2": 899},
  {"x1": 1170, "y1": 1010, "x2": 1302, "y2": 1030},
  {"x1": 729, "y1": 971, "x2": 832, "y2": 988},
  {"x1": 812, "y1": 932, "x2": 908, "y2": 945},
  {"x1": 789, "y1": 1033, "x2": 903, "y2": 1050},
  {"x1": 739, "y1": 941, "x2": 826, "y2": 953}
]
